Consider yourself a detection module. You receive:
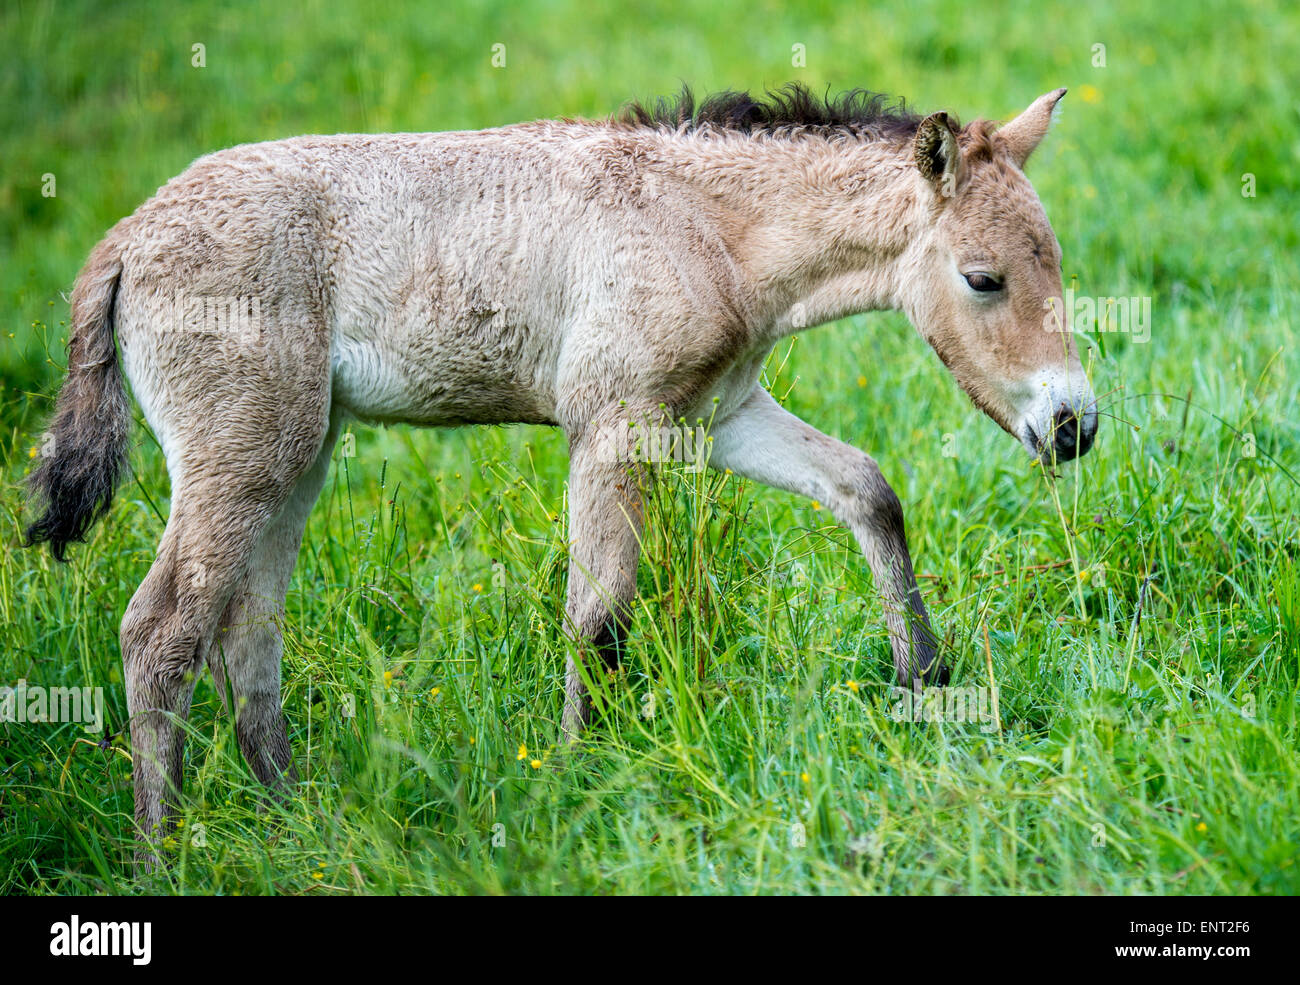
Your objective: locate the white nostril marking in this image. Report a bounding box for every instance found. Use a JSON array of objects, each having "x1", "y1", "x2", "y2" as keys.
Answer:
[{"x1": 1012, "y1": 368, "x2": 1097, "y2": 462}]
